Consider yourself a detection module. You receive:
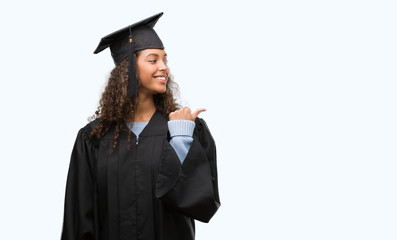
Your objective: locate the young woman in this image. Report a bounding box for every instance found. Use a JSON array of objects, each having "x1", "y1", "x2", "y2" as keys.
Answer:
[{"x1": 61, "y1": 12, "x2": 220, "y2": 240}]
